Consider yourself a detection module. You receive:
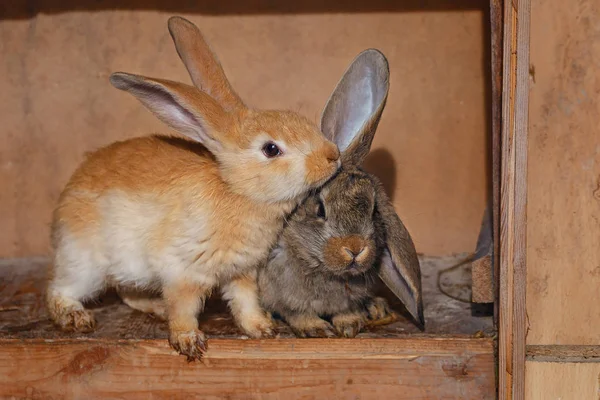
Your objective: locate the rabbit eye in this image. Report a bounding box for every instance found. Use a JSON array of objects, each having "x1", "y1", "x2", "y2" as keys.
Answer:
[
  {"x1": 262, "y1": 142, "x2": 282, "y2": 158},
  {"x1": 316, "y1": 199, "x2": 326, "y2": 219}
]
